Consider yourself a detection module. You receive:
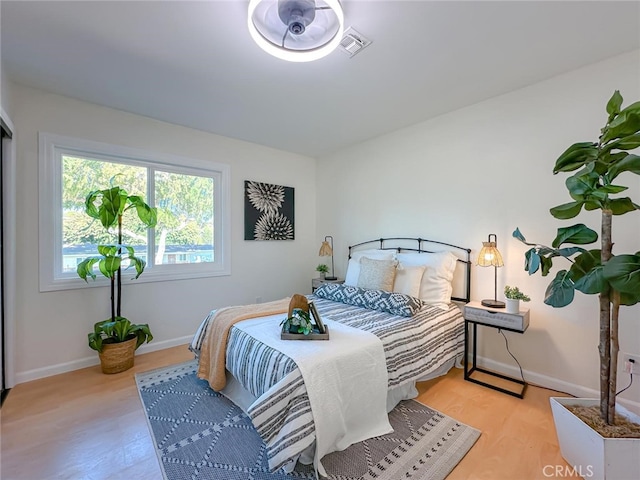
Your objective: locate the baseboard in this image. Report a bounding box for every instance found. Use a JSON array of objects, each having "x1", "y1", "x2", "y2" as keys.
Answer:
[
  {"x1": 14, "y1": 336, "x2": 193, "y2": 384},
  {"x1": 476, "y1": 356, "x2": 640, "y2": 414}
]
